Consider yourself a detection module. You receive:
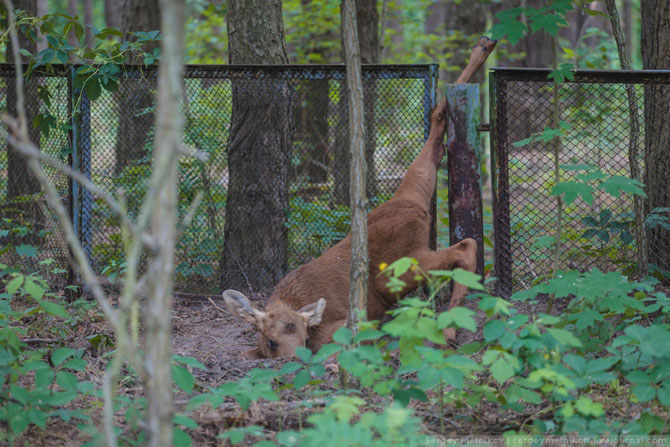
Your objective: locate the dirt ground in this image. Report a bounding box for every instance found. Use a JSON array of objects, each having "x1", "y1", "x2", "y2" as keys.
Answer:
[{"x1": 7, "y1": 282, "x2": 668, "y2": 446}]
